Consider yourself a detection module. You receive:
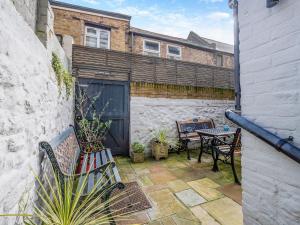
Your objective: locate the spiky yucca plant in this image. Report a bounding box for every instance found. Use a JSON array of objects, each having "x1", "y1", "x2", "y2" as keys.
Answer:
[{"x1": 1, "y1": 163, "x2": 135, "y2": 225}]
